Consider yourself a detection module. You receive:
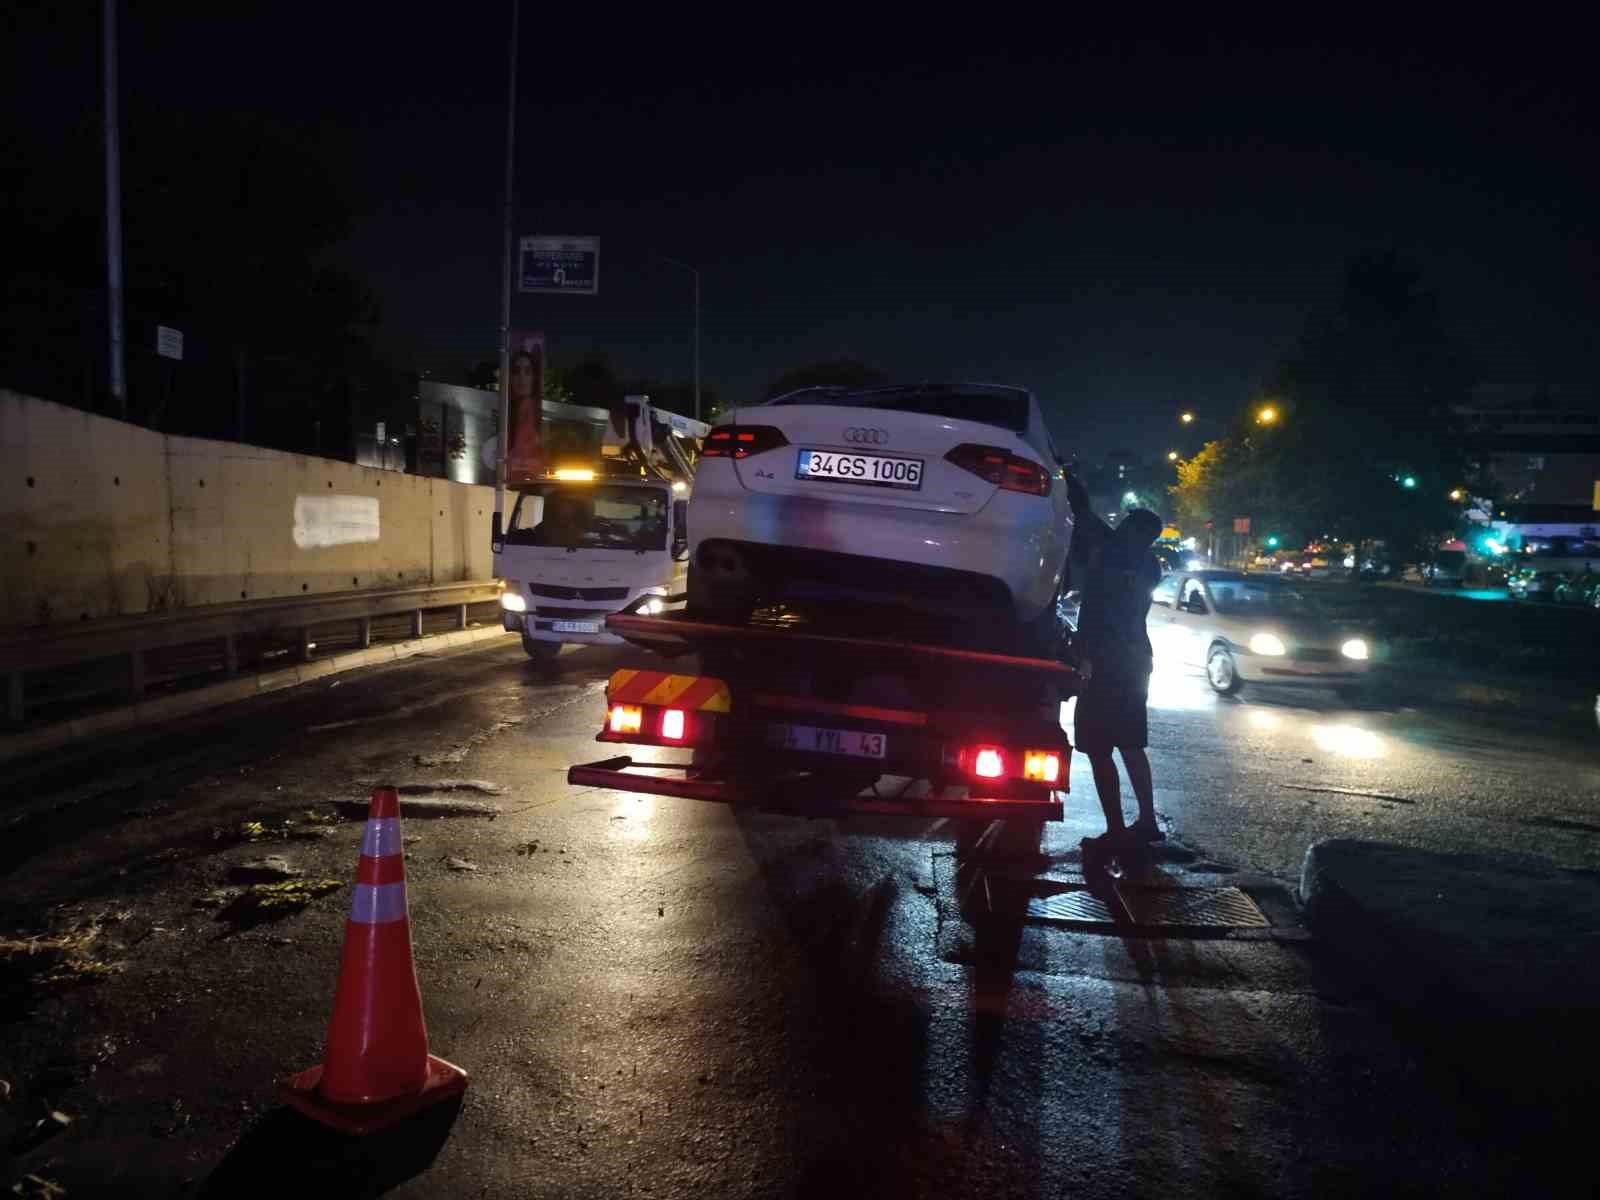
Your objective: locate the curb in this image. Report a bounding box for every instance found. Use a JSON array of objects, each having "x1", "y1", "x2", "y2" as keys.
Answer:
[
  {"x1": 1300, "y1": 837, "x2": 1600, "y2": 1102},
  {"x1": 0, "y1": 625, "x2": 515, "y2": 765}
]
